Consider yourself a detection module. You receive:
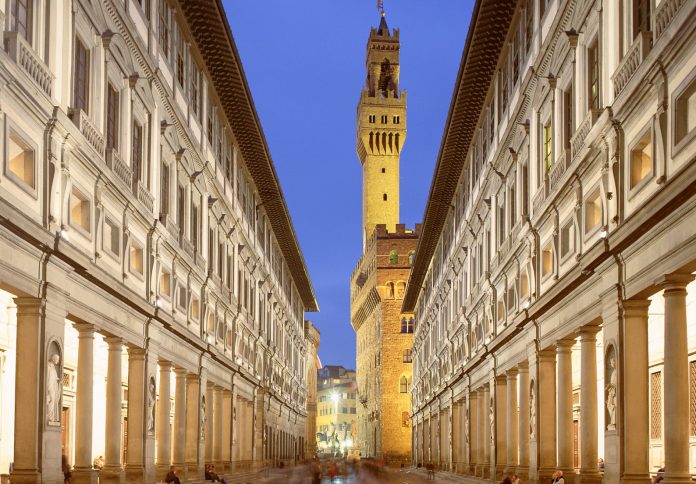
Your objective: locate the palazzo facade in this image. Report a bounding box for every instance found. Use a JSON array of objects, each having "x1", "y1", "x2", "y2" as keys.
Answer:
[
  {"x1": 350, "y1": 14, "x2": 416, "y2": 463},
  {"x1": 403, "y1": 0, "x2": 696, "y2": 484},
  {"x1": 0, "y1": 0, "x2": 318, "y2": 482}
]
